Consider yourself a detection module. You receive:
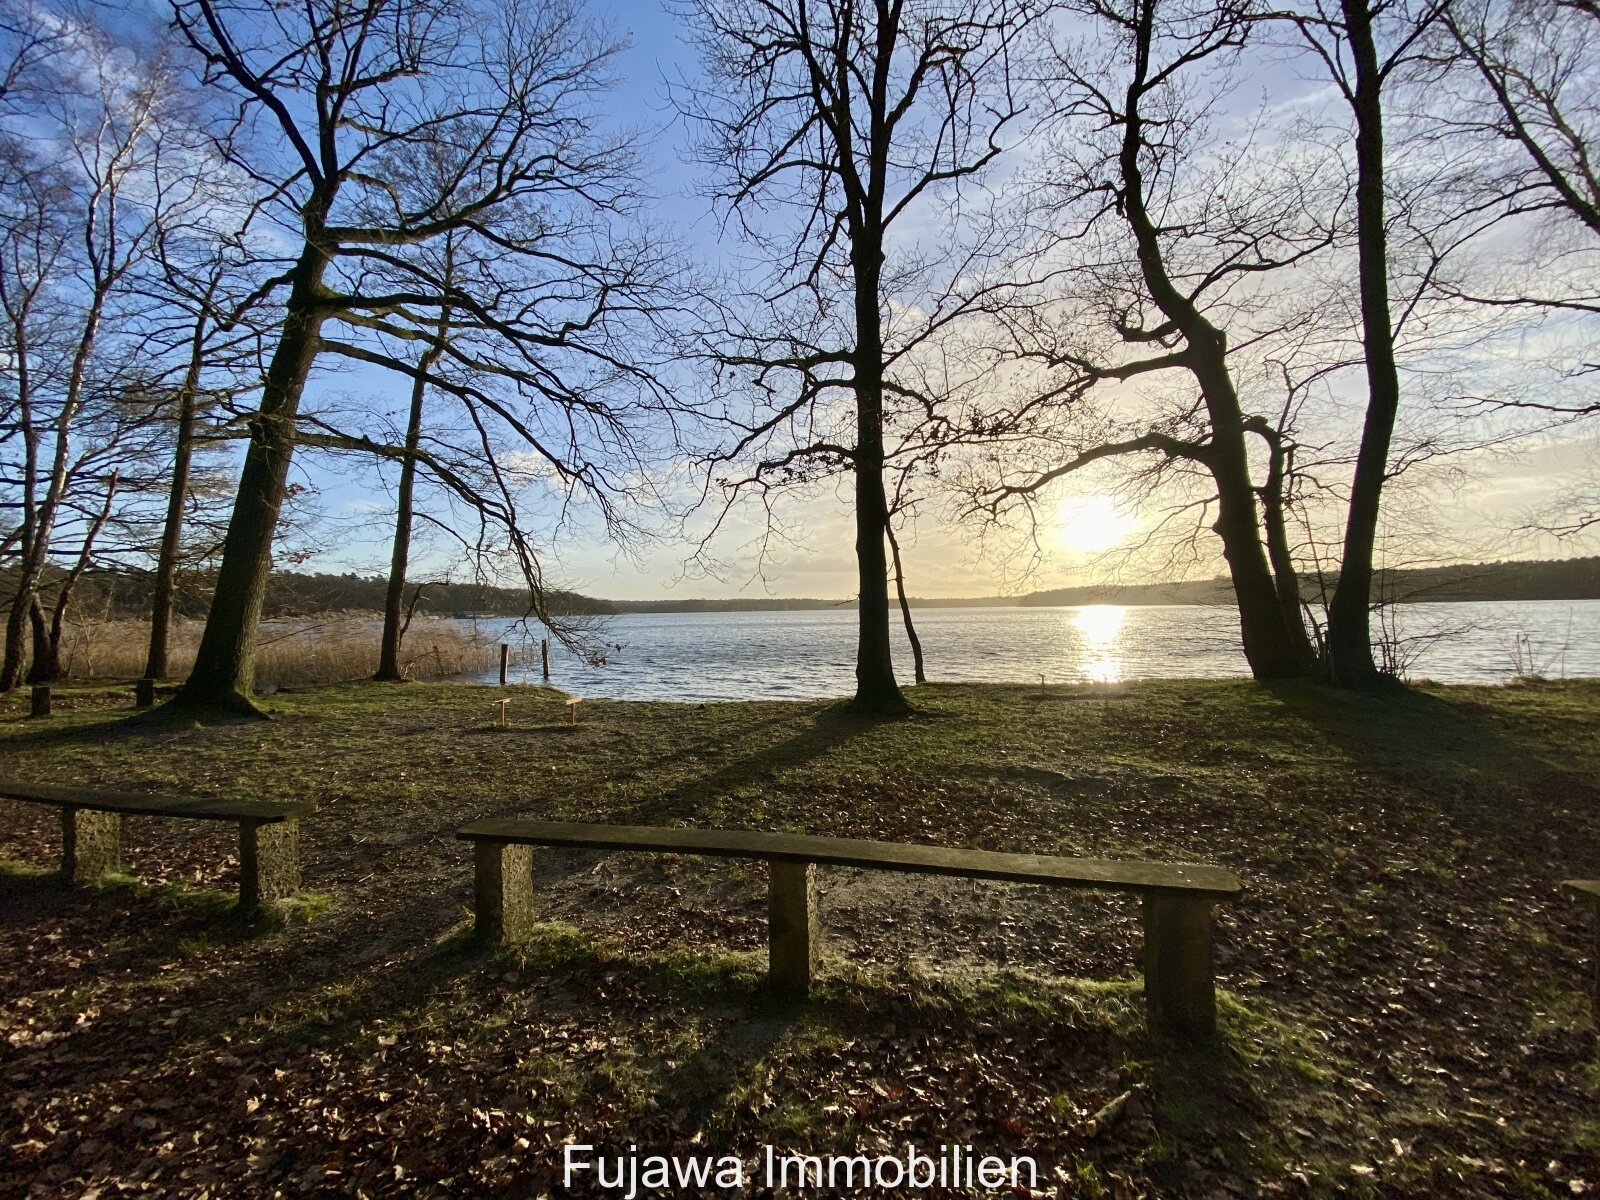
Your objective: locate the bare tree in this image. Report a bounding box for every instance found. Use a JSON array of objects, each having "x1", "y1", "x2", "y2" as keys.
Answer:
[
  {"x1": 135, "y1": 222, "x2": 272, "y2": 680},
  {"x1": 677, "y1": 0, "x2": 1034, "y2": 712},
  {"x1": 0, "y1": 13, "x2": 209, "y2": 688},
  {"x1": 1266, "y1": 0, "x2": 1451, "y2": 687},
  {"x1": 968, "y1": 0, "x2": 1332, "y2": 680},
  {"x1": 1427, "y1": 1, "x2": 1600, "y2": 532},
  {"x1": 169, "y1": 0, "x2": 672, "y2": 715}
]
